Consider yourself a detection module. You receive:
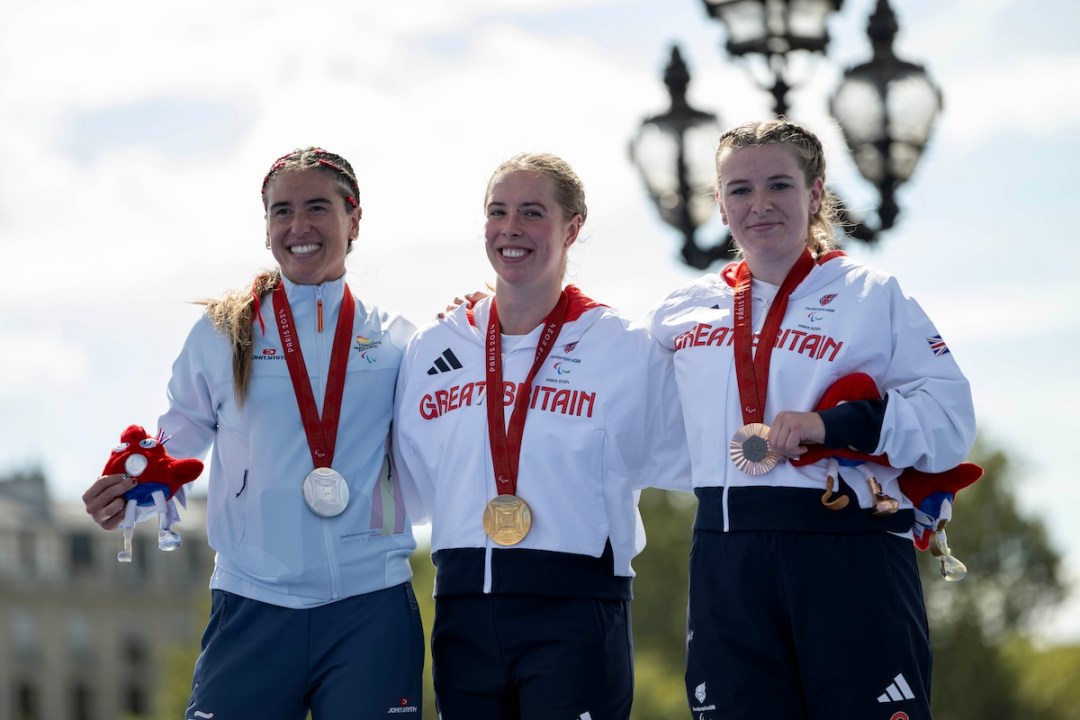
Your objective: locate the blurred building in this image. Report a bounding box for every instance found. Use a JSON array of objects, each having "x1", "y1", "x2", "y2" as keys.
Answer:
[{"x1": 0, "y1": 471, "x2": 211, "y2": 720}]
